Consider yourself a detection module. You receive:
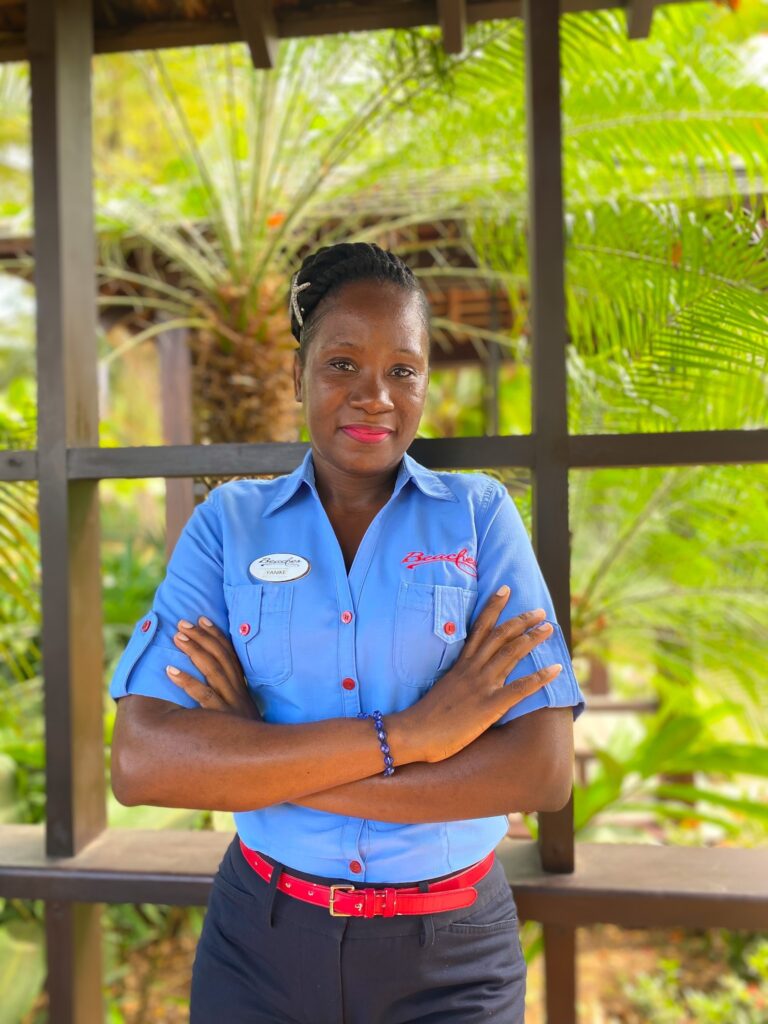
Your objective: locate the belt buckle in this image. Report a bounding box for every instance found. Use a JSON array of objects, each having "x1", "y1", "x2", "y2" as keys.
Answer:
[{"x1": 329, "y1": 884, "x2": 357, "y2": 916}]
